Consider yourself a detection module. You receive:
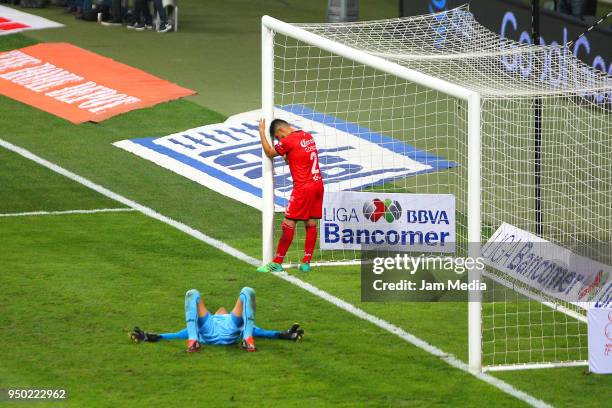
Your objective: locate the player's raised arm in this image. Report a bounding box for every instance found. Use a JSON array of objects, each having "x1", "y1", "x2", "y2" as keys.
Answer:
[{"x1": 259, "y1": 118, "x2": 280, "y2": 158}]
